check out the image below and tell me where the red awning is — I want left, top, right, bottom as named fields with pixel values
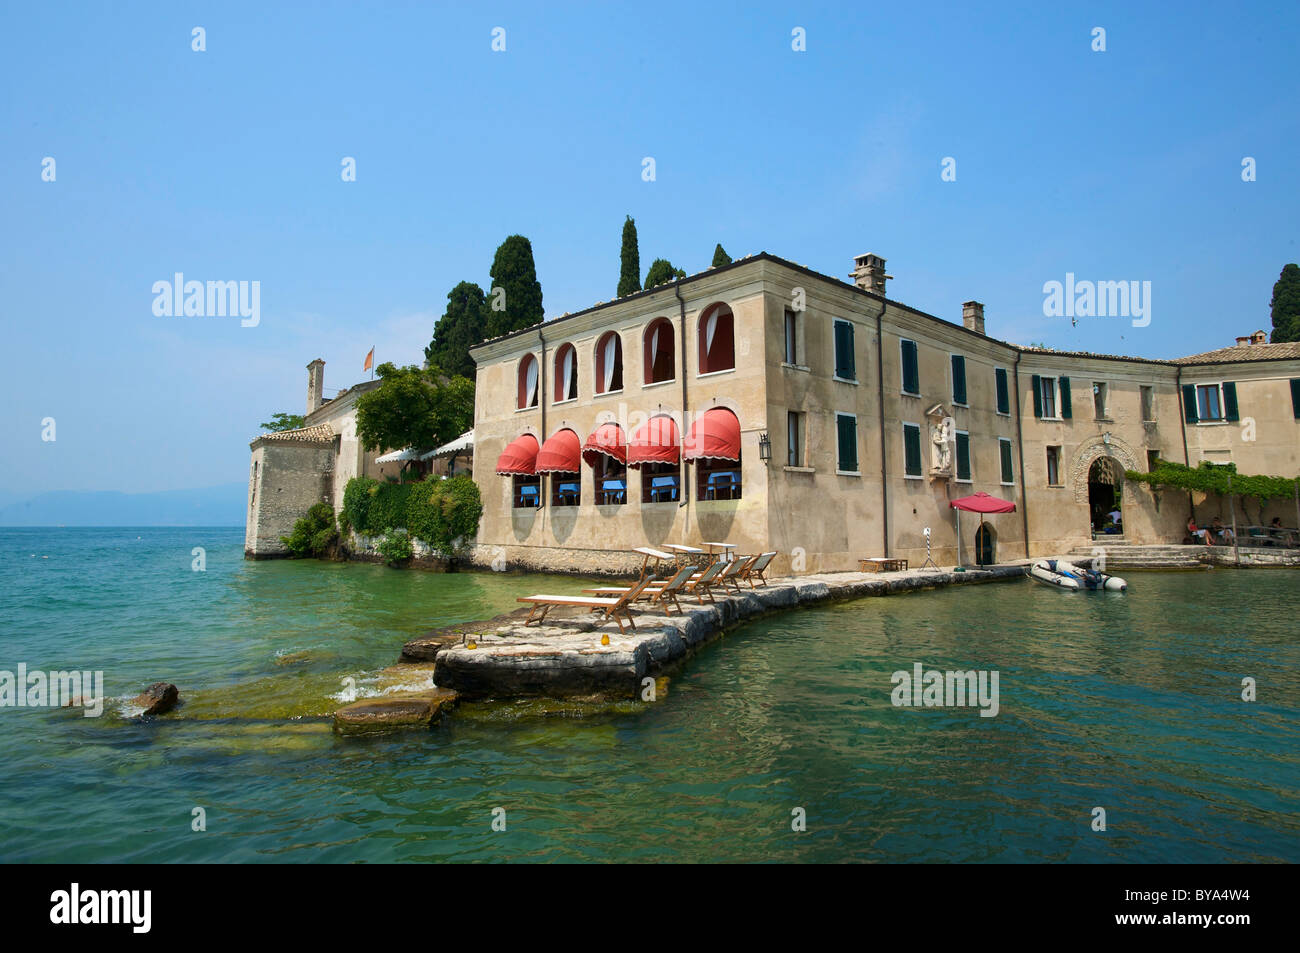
left=627, top=416, right=680, bottom=469
left=683, top=408, right=741, bottom=462
left=950, top=492, right=1016, bottom=514
left=535, top=429, right=582, bottom=474
left=495, top=434, right=540, bottom=476
left=582, top=422, right=627, bottom=467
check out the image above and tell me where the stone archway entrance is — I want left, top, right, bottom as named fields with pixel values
left=1088, top=456, right=1124, bottom=537
left=974, top=523, right=995, bottom=565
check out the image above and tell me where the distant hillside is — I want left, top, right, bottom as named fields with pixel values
left=0, top=484, right=247, bottom=526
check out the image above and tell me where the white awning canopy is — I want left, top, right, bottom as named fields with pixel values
left=421, top=429, right=474, bottom=461
left=374, top=447, right=420, bottom=464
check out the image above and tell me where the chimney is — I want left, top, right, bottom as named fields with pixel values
left=1252, top=329, right=1267, bottom=344
left=850, top=253, right=891, bottom=295
left=307, top=359, right=325, bottom=415
left=962, top=301, right=986, bottom=336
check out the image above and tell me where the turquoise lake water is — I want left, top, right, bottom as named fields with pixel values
left=0, top=526, right=1296, bottom=862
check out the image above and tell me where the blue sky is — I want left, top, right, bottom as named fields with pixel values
left=2, top=1, right=1297, bottom=497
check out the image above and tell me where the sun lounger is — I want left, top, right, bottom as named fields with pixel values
left=718, top=554, right=757, bottom=593
left=516, top=576, right=653, bottom=635
left=681, top=560, right=727, bottom=603
left=581, top=564, right=698, bottom=615
left=737, top=551, right=776, bottom=588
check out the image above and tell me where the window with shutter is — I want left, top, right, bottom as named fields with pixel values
left=1059, top=377, right=1072, bottom=419
left=1292, top=379, right=1300, bottom=419
left=951, top=355, right=967, bottom=405
left=836, top=414, right=858, bottom=472
left=1222, top=381, right=1239, bottom=421
left=903, top=423, right=922, bottom=476
left=1182, top=383, right=1198, bottom=423
left=955, top=432, right=971, bottom=481
left=995, top=368, right=1010, bottom=415
left=834, top=320, right=856, bottom=381
left=999, top=438, right=1014, bottom=484
left=901, top=340, right=919, bottom=394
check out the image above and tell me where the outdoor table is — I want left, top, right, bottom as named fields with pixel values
left=632, top=546, right=674, bottom=579
left=859, top=558, right=908, bottom=573
left=664, top=543, right=706, bottom=570
left=702, top=541, right=737, bottom=563
left=555, top=481, right=580, bottom=505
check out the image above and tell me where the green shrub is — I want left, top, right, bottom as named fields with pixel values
left=404, top=478, right=440, bottom=543
left=426, top=476, right=484, bottom=560
left=281, top=502, right=339, bottom=558
left=342, top=477, right=379, bottom=535
left=376, top=528, right=414, bottom=566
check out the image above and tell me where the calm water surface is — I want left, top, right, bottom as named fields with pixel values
left=0, top=527, right=1296, bottom=862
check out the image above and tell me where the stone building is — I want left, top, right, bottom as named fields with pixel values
left=244, top=361, right=385, bottom=557
left=467, top=252, right=1300, bottom=575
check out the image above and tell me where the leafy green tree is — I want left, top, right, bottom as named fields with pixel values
left=425, top=281, right=487, bottom=380
left=1269, top=263, right=1300, bottom=343
left=486, top=235, right=545, bottom=338
left=711, top=243, right=732, bottom=267
left=355, top=363, right=475, bottom=454
left=618, top=216, right=641, bottom=297
left=644, top=258, right=686, bottom=290
left=260, top=412, right=305, bottom=432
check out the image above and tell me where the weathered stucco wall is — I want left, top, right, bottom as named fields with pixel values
left=244, top=439, right=337, bottom=557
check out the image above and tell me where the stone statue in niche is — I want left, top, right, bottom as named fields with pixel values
left=926, top=403, right=952, bottom=476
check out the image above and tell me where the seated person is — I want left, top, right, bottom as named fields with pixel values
left=1186, top=517, right=1211, bottom=544
left=1107, top=508, right=1122, bottom=527
left=1210, top=516, right=1234, bottom=544
left=1269, top=516, right=1284, bottom=538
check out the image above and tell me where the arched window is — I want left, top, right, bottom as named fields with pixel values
left=554, top=344, right=577, bottom=402
left=698, top=303, right=735, bottom=374
left=595, top=331, right=623, bottom=394
left=517, top=354, right=539, bottom=409
left=644, top=318, right=675, bottom=385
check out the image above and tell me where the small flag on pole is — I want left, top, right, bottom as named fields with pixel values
left=363, top=346, right=374, bottom=373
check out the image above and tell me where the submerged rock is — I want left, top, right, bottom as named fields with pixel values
left=333, top=687, right=459, bottom=733
left=132, top=682, right=180, bottom=716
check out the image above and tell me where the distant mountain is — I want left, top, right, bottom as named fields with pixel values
left=0, top=484, right=247, bottom=526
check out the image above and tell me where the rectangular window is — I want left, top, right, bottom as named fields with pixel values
left=1146, top=449, right=1160, bottom=472
left=1046, top=446, right=1062, bottom=486
left=955, top=431, right=971, bottom=481
left=787, top=411, right=803, bottom=467
left=1093, top=381, right=1108, bottom=419
left=833, top=319, right=856, bottom=381
left=641, top=462, right=680, bottom=504
left=1196, top=384, right=1222, bottom=421
left=1292, top=378, right=1300, bottom=419
left=903, top=423, right=922, bottom=477
left=1140, top=385, right=1154, bottom=422
left=900, top=339, right=919, bottom=395
left=995, top=368, right=1010, bottom=415
left=951, top=355, right=967, bottom=405
left=836, top=413, right=859, bottom=473
left=784, top=309, right=798, bottom=365
left=999, top=438, right=1014, bottom=485
left=1040, top=376, right=1057, bottom=418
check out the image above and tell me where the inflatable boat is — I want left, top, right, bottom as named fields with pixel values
left=1029, top=558, right=1127, bottom=592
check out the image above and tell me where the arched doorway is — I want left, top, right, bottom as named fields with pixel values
left=1088, top=456, right=1123, bottom=537
left=974, top=524, right=995, bottom=566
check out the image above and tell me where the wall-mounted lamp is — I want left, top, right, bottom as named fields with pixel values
left=1103, top=432, right=1112, bottom=446
left=758, top=433, right=772, bottom=461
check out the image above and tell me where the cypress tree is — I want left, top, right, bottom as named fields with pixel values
left=486, top=235, right=545, bottom=338
left=618, top=216, right=641, bottom=297
left=711, top=243, right=732, bottom=267
left=425, top=281, right=487, bottom=381
left=644, top=258, right=686, bottom=290
left=1269, top=263, right=1300, bottom=343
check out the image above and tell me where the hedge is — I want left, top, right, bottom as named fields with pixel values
left=341, top=474, right=483, bottom=559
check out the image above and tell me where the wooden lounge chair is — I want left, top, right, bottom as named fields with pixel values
left=516, top=575, right=653, bottom=635
left=737, top=551, right=776, bottom=588
left=718, top=554, right=757, bottom=593
left=681, top=560, right=727, bottom=603
left=581, top=564, right=698, bottom=616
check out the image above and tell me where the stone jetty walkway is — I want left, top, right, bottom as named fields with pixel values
left=390, top=564, right=1028, bottom=710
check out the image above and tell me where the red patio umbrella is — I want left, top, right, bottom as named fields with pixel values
left=949, top=492, right=1016, bottom=566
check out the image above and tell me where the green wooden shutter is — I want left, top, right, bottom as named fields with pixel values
left=995, top=368, right=1009, bottom=414
left=1000, top=440, right=1014, bottom=483
left=1291, top=378, right=1300, bottom=418
left=1182, top=384, right=1198, bottom=423
left=1031, top=375, right=1043, bottom=418
left=1222, top=381, right=1239, bottom=421
left=956, top=432, right=971, bottom=480
left=837, top=415, right=858, bottom=472
left=834, top=322, right=855, bottom=379
left=902, top=340, right=919, bottom=394
left=843, top=323, right=855, bottom=379
left=1059, top=377, right=1072, bottom=419
left=904, top=425, right=921, bottom=476
left=951, top=355, right=967, bottom=405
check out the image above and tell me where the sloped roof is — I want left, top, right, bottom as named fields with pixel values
left=251, top=423, right=335, bottom=446
left=1171, top=341, right=1300, bottom=365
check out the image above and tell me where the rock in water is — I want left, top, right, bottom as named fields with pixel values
left=132, top=682, right=179, bottom=716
